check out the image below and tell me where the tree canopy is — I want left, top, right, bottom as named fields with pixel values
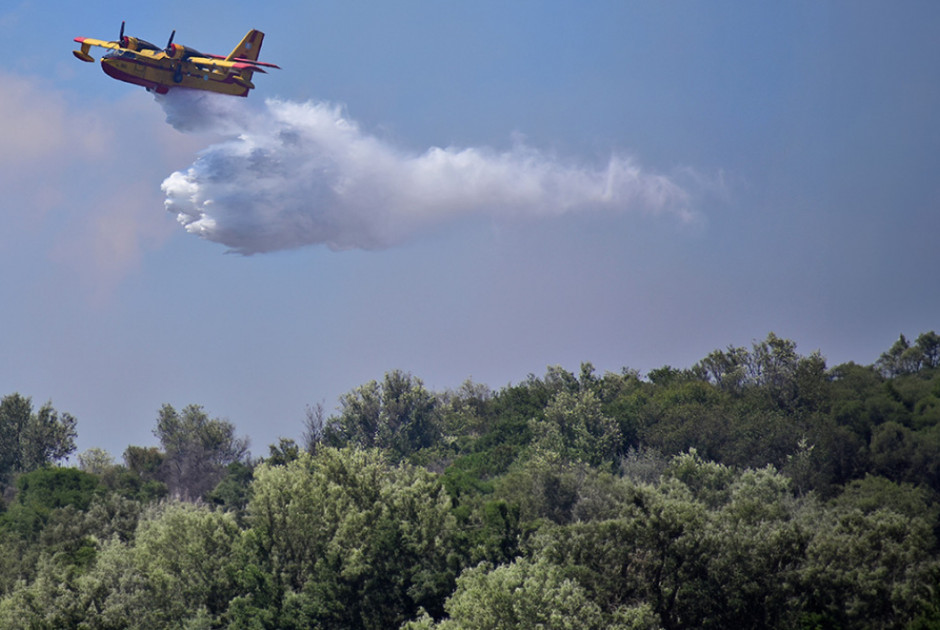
left=1, top=331, right=939, bottom=629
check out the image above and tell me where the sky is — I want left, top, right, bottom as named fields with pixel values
left=1, top=1, right=938, bottom=460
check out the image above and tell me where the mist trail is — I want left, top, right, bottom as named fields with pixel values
left=158, top=90, right=693, bottom=254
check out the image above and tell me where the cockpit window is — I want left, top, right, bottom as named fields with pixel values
left=104, top=50, right=137, bottom=60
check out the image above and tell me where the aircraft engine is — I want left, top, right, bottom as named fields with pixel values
left=166, top=43, right=184, bottom=59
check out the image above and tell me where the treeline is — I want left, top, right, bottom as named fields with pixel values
left=0, top=332, right=938, bottom=629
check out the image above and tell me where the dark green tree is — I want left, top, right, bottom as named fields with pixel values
left=0, top=394, right=77, bottom=485
left=916, top=331, right=940, bottom=369
left=325, top=370, right=440, bottom=459
left=0, top=467, right=99, bottom=541
left=693, top=345, right=749, bottom=393
left=878, top=334, right=923, bottom=377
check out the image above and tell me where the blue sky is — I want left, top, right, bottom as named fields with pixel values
left=1, top=1, right=938, bottom=459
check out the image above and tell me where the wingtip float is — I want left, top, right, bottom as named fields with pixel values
left=71, top=21, right=279, bottom=97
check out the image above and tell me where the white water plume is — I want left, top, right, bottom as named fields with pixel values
left=159, top=90, right=693, bottom=254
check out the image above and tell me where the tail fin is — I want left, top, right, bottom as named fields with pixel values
left=226, top=30, right=264, bottom=62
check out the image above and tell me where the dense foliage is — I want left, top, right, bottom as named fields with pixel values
left=1, top=332, right=939, bottom=629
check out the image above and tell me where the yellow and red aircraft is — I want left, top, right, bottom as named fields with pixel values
left=73, top=22, right=279, bottom=97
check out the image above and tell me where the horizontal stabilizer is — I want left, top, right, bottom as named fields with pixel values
left=205, top=53, right=280, bottom=69
left=232, top=62, right=267, bottom=73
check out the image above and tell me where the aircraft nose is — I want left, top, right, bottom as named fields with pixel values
left=100, top=57, right=121, bottom=79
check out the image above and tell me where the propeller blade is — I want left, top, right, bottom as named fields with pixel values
left=119, top=20, right=126, bottom=46
left=166, top=30, right=175, bottom=49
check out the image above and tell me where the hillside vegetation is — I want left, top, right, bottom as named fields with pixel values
left=1, top=332, right=939, bottom=629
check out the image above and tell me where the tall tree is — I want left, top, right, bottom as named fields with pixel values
left=0, top=394, right=77, bottom=484
left=326, top=370, right=440, bottom=459
left=154, top=404, right=249, bottom=500
left=916, top=331, right=940, bottom=369
left=877, top=334, right=924, bottom=377
left=693, top=346, right=749, bottom=393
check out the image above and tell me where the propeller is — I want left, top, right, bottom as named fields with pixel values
left=165, top=29, right=183, bottom=58
left=119, top=20, right=128, bottom=47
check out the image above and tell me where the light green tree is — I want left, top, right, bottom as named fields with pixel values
left=0, top=501, right=241, bottom=629
left=404, top=558, right=609, bottom=630
left=530, top=389, right=622, bottom=469
left=77, top=447, right=114, bottom=476
left=81, top=502, right=239, bottom=629
left=232, top=447, right=457, bottom=629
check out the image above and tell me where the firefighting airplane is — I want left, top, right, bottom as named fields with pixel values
left=72, top=22, right=279, bottom=97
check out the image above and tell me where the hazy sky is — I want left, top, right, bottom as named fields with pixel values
left=1, top=1, right=938, bottom=459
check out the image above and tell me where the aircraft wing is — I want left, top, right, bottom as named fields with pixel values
left=185, top=55, right=269, bottom=73
left=73, top=37, right=122, bottom=51
left=73, top=37, right=152, bottom=63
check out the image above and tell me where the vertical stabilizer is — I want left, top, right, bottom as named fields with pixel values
left=226, top=30, right=264, bottom=62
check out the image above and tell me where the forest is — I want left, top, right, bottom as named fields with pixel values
left=1, top=331, right=939, bottom=629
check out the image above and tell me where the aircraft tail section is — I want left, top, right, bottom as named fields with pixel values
left=226, top=30, right=264, bottom=62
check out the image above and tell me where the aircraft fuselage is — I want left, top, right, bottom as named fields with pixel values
left=100, top=50, right=251, bottom=97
